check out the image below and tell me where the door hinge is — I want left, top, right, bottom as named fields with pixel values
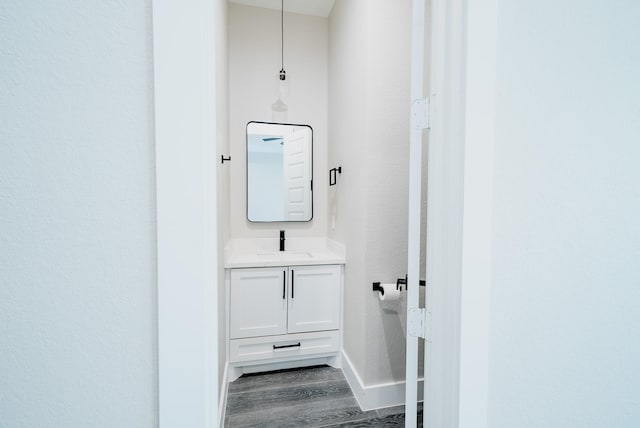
left=408, top=307, right=432, bottom=341
left=411, top=97, right=431, bottom=130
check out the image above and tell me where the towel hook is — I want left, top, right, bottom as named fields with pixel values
left=329, top=166, right=342, bottom=186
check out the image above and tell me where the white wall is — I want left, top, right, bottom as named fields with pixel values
left=329, top=0, right=415, bottom=387
left=362, top=0, right=413, bottom=386
left=228, top=4, right=328, bottom=238
left=328, top=0, right=369, bottom=383
left=0, top=1, right=157, bottom=426
left=462, top=0, right=640, bottom=426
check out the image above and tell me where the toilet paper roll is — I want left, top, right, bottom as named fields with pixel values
left=378, top=283, right=401, bottom=302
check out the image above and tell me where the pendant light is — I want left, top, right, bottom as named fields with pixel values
left=271, top=0, right=289, bottom=122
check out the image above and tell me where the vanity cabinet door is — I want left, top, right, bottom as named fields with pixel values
left=287, top=265, right=341, bottom=334
left=230, top=267, right=287, bottom=339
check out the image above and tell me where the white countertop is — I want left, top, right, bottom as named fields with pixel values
left=225, top=237, right=346, bottom=268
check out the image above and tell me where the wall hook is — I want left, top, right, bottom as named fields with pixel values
left=329, top=166, right=342, bottom=186
left=221, top=155, right=231, bottom=164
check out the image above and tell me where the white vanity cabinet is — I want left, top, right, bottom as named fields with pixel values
left=228, top=264, right=342, bottom=371
left=229, top=267, right=288, bottom=339
left=286, top=265, right=341, bottom=333
left=230, top=265, right=341, bottom=338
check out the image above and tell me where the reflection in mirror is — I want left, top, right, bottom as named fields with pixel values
left=247, top=122, right=313, bottom=222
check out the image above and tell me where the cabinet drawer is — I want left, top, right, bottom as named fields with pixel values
left=229, top=330, right=340, bottom=364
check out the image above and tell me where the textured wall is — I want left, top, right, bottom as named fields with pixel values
left=487, top=0, right=640, bottom=426
left=328, top=0, right=415, bottom=386
left=362, top=0, right=412, bottom=385
left=228, top=4, right=328, bottom=239
left=0, top=1, right=157, bottom=426
left=327, top=0, right=369, bottom=382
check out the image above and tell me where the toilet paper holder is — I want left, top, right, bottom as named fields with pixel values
left=372, top=282, right=386, bottom=296
left=395, top=274, right=426, bottom=291
left=372, top=275, right=426, bottom=296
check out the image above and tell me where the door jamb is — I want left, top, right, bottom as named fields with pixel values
left=153, top=0, right=219, bottom=426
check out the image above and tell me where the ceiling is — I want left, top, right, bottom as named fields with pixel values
left=228, top=0, right=335, bottom=18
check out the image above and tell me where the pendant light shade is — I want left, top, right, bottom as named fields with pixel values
left=271, top=0, right=288, bottom=122
left=271, top=70, right=288, bottom=122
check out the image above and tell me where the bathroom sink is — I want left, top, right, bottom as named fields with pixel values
left=256, top=251, right=314, bottom=259
left=224, top=238, right=345, bottom=268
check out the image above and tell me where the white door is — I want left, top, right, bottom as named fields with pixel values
left=229, top=268, right=288, bottom=339
left=287, top=265, right=341, bottom=334
left=282, top=129, right=311, bottom=221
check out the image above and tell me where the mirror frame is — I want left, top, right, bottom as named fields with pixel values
left=246, top=121, right=314, bottom=223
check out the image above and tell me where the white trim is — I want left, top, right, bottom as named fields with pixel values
left=342, top=351, right=423, bottom=412
left=458, top=0, right=497, bottom=427
left=423, top=0, right=468, bottom=426
left=218, top=363, right=230, bottom=428
left=153, top=0, right=218, bottom=426
left=405, top=0, right=427, bottom=425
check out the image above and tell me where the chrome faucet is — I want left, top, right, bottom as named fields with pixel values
left=279, top=230, right=285, bottom=252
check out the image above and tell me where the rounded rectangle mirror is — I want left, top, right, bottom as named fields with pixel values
left=246, top=121, right=313, bottom=222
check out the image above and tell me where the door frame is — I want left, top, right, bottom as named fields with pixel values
left=423, top=0, right=470, bottom=425
left=424, top=0, right=497, bottom=426
left=457, top=0, right=497, bottom=427
left=152, top=0, right=493, bottom=426
left=153, top=0, right=219, bottom=426
left=422, top=0, right=466, bottom=422
left=412, top=0, right=494, bottom=426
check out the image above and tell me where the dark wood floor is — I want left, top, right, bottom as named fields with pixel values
left=224, top=365, right=422, bottom=427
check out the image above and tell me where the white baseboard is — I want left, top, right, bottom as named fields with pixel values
left=218, top=362, right=229, bottom=428
left=341, top=350, right=423, bottom=411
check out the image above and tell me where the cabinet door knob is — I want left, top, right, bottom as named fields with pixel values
left=291, top=270, right=295, bottom=299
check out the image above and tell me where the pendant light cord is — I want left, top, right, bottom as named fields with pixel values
left=280, top=0, right=284, bottom=73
